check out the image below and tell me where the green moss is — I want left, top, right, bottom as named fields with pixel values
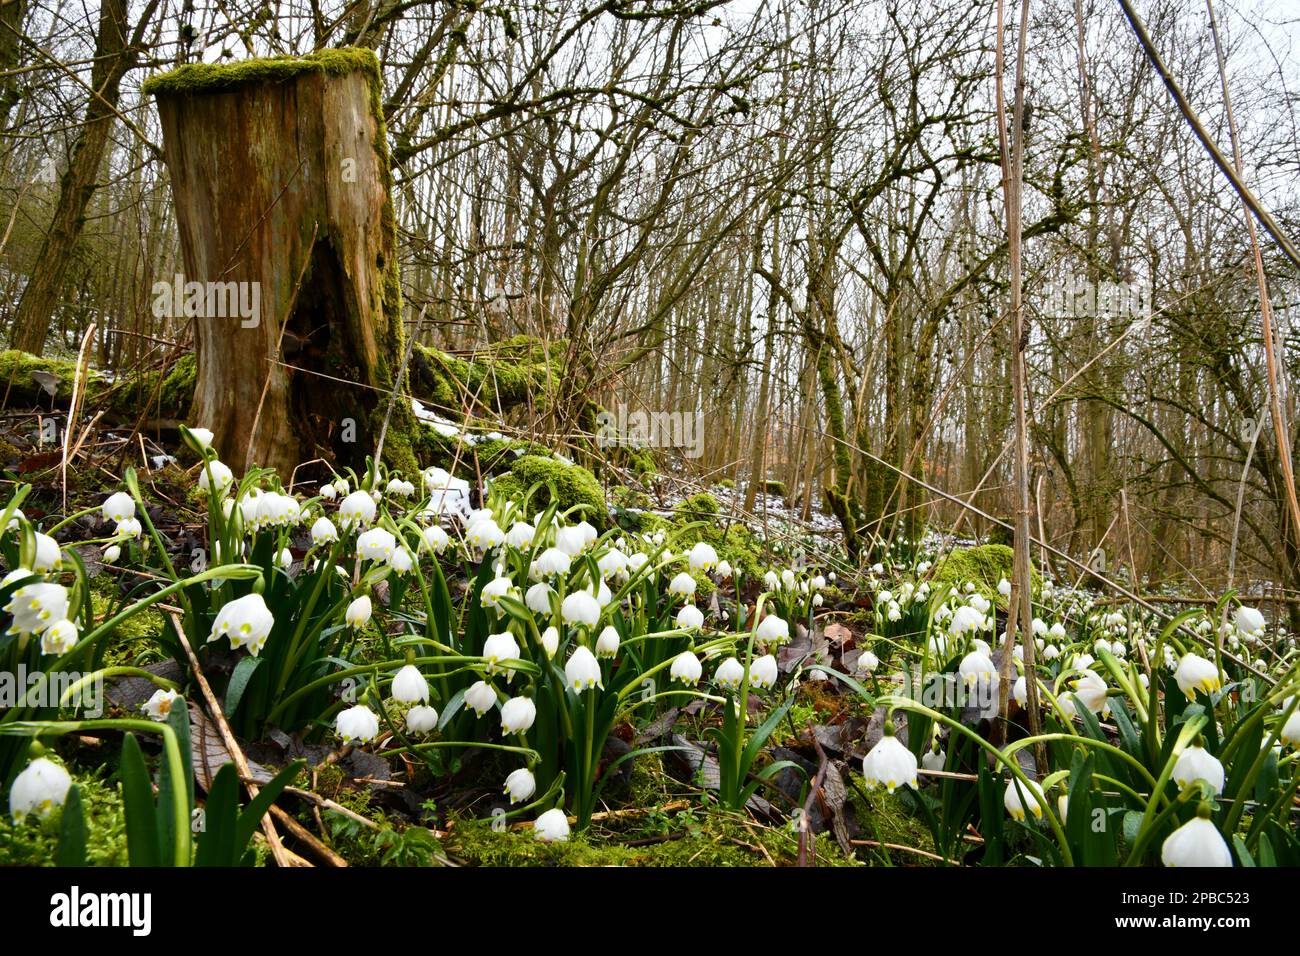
left=89, top=575, right=166, bottom=666
left=0, top=349, right=97, bottom=401
left=847, top=786, right=941, bottom=865
left=673, top=492, right=720, bottom=521
left=408, top=336, right=561, bottom=416
left=931, top=544, right=1038, bottom=600
left=143, top=48, right=380, bottom=97
left=761, top=479, right=786, bottom=496
left=507, top=454, right=606, bottom=523
left=445, top=808, right=859, bottom=867
left=0, top=771, right=128, bottom=866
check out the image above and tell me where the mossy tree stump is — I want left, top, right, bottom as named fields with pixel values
left=145, top=49, right=407, bottom=477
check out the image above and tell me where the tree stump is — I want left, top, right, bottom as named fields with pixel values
left=145, top=49, right=411, bottom=477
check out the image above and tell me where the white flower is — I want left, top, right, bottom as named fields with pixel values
left=277, top=548, right=294, bottom=569
left=595, top=625, right=621, bottom=658
left=565, top=645, right=602, bottom=691
left=688, top=542, right=718, bottom=572
left=501, top=696, right=537, bottom=734
left=421, top=525, right=450, bottom=554
left=716, top=560, right=733, bottom=579
left=948, top=605, right=984, bottom=637
left=857, top=650, right=880, bottom=674
left=586, top=577, right=613, bottom=608
left=40, top=618, right=79, bottom=655
left=338, top=490, right=378, bottom=529
left=199, top=460, right=234, bottom=496
left=921, top=746, right=946, bottom=772
left=504, top=768, right=536, bottom=804
left=114, top=517, right=142, bottom=541
left=997, top=578, right=1011, bottom=598
left=1071, top=670, right=1109, bottom=715
left=465, top=680, right=497, bottom=716
left=959, top=650, right=998, bottom=691
left=675, top=604, right=704, bottom=631
left=1013, top=675, right=1028, bottom=707
left=357, top=528, right=396, bottom=562
left=209, top=593, right=275, bottom=655
left=9, top=758, right=72, bottom=821
left=554, top=525, right=587, bottom=557
left=481, top=576, right=515, bottom=608
left=667, top=571, right=697, bottom=598
left=763, top=571, right=780, bottom=590
left=254, top=492, right=301, bottom=530
left=1048, top=622, right=1067, bottom=641
left=141, top=688, right=181, bottom=721
left=187, top=426, right=214, bottom=449
left=1031, top=617, right=1047, bottom=636
left=386, top=477, right=414, bottom=498
left=1161, top=809, right=1232, bottom=867
left=483, top=632, right=521, bottom=676
left=540, top=626, right=560, bottom=658
left=1171, top=744, right=1225, bottom=796
left=31, top=533, right=61, bottom=573
left=1042, top=644, right=1060, bottom=661
left=346, top=595, right=372, bottom=628
left=597, top=549, right=629, bottom=580
left=335, top=704, right=380, bottom=744
left=311, top=516, right=338, bottom=545
left=1174, top=653, right=1221, bottom=699
left=405, top=704, right=438, bottom=734
left=813, top=594, right=824, bottom=607
left=5, top=581, right=69, bottom=636
left=102, top=544, right=121, bottom=564
left=525, top=582, right=554, bottom=615
left=534, top=807, right=570, bottom=842
left=1281, top=711, right=1300, bottom=749
left=391, top=664, right=430, bottom=704
left=319, top=483, right=337, bottom=501
left=756, top=614, right=790, bottom=648
left=101, top=491, right=135, bottom=524
left=781, top=569, right=796, bottom=590
left=670, top=651, right=702, bottom=685
left=532, top=547, right=572, bottom=578
left=714, top=657, right=745, bottom=691
left=506, top=521, right=536, bottom=550
left=1234, top=606, right=1266, bottom=639
left=1004, top=777, right=1047, bottom=821
left=862, top=731, right=918, bottom=793
left=750, top=654, right=778, bottom=689
left=561, top=591, right=600, bottom=628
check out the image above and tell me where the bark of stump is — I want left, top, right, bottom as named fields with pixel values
left=146, top=50, right=406, bottom=477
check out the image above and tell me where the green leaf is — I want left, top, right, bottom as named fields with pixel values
left=224, top=655, right=263, bottom=716
left=120, top=733, right=160, bottom=867
left=56, top=785, right=87, bottom=867
left=195, top=763, right=240, bottom=867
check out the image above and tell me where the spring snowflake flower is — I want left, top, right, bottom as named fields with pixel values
left=311, top=516, right=338, bottom=545
left=1042, top=644, right=1060, bottom=661
left=187, top=427, right=214, bottom=449
left=597, top=549, right=629, bottom=580
left=1174, top=653, right=1221, bottom=700
left=385, top=478, right=415, bottom=499
left=525, top=582, right=554, bottom=615
left=141, top=688, right=181, bottom=721
left=391, top=664, right=430, bottom=704
left=667, top=571, right=697, bottom=599
left=595, top=625, right=620, bottom=658
left=101, top=491, right=135, bottom=524
left=959, top=649, right=998, bottom=691
left=500, top=696, right=537, bottom=734
left=948, top=605, right=984, bottom=637
left=1281, top=710, right=1300, bottom=749
left=922, top=745, right=946, bottom=772
left=750, top=654, right=778, bottom=690
left=338, top=490, right=377, bottom=529
left=534, top=807, right=570, bottom=842
left=5, top=581, right=68, bottom=637
left=483, top=632, right=521, bottom=676
left=1070, top=670, right=1109, bottom=715
left=113, top=517, right=142, bottom=541
left=675, top=604, right=704, bottom=631
left=997, top=578, right=1011, bottom=598
left=554, top=525, right=587, bottom=557
left=540, top=626, right=560, bottom=658
left=763, top=571, right=780, bottom=590
left=198, top=460, right=234, bottom=496
left=755, top=613, right=790, bottom=648
left=862, top=728, right=918, bottom=793
left=357, top=528, right=396, bottom=562
left=465, top=680, right=497, bottom=716
left=319, top=483, right=337, bottom=501
left=688, top=542, right=718, bottom=573
left=504, top=768, right=536, bottom=804
left=40, top=618, right=79, bottom=656
left=1234, top=606, right=1266, bottom=640
left=1161, top=805, right=1232, bottom=867
left=480, top=575, right=515, bottom=608
left=857, top=650, right=880, bottom=674
left=714, top=657, right=745, bottom=691
left=405, top=704, right=438, bottom=735
left=561, top=591, right=601, bottom=628
left=209, top=593, right=275, bottom=655
left=1171, top=743, right=1225, bottom=796
left=9, top=758, right=72, bottom=822
left=1004, top=777, right=1047, bottom=821
left=1013, top=675, right=1028, bottom=707
left=30, top=533, right=62, bottom=574
left=717, top=560, right=733, bottom=579
left=102, top=544, right=121, bottom=564
left=565, top=645, right=602, bottom=692
left=335, top=704, right=380, bottom=744
left=346, top=595, right=372, bottom=628
left=421, top=525, right=449, bottom=554
left=532, top=547, right=572, bottom=578
left=670, top=651, right=703, bottom=685
left=506, top=521, right=535, bottom=550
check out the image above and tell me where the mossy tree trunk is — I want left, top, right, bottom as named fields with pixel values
left=148, top=50, right=407, bottom=477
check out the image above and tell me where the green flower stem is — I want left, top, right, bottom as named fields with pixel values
left=57, top=667, right=180, bottom=708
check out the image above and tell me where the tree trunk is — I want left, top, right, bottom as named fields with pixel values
left=10, top=0, right=133, bottom=354
left=146, top=50, right=408, bottom=478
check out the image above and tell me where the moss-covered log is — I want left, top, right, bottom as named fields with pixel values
left=146, top=49, right=408, bottom=477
